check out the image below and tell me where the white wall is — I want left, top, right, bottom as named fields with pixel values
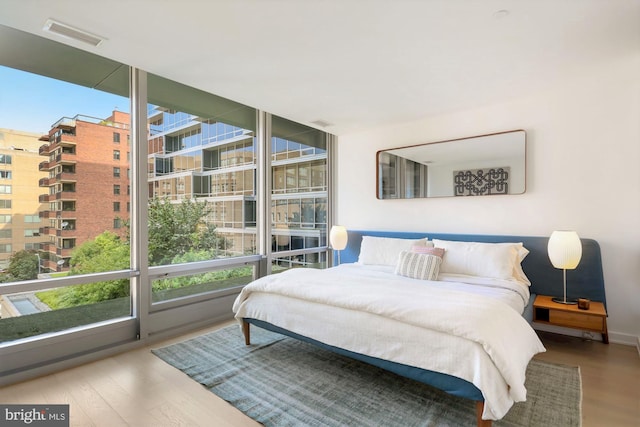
left=336, top=54, right=640, bottom=344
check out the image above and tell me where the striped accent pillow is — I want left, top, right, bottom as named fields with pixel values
left=395, top=250, right=442, bottom=281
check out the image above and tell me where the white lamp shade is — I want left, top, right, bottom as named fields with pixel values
left=548, top=230, right=582, bottom=270
left=329, top=226, right=348, bottom=251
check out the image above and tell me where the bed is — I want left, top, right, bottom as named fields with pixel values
left=233, top=230, right=606, bottom=427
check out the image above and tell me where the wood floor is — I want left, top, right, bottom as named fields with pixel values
left=1, top=322, right=638, bottom=426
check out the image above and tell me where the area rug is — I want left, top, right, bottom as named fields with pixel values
left=152, top=325, right=581, bottom=427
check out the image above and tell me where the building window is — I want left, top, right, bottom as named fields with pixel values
left=0, top=214, right=11, bottom=223
left=113, top=150, right=120, bottom=160
left=113, top=167, right=121, bottom=177
left=113, top=202, right=120, bottom=212
left=0, top=171, right=11, bottom=179
left=25, top=243, right=39, bottom=250
left=127, top=185, right=130, bottom=195
left=0, top=229, right=11, bottom=238
left=113, top=132, right=120, bottom=143
left=0, top=244, right=11, bottom=253
left=114, top=184, right=121, bottom=195
left=114, top=218, right=122, bottom=229
left=24, top=229, right=41, bottom=237
left=0, top=154, right=12, bottom=165
left=127, top=202, right=130, bottom=212
left=0, top=185, right=11, bottom=194
left=24, top=215, right=40, bottom=223
left=0, top=200, right=11, bottom=209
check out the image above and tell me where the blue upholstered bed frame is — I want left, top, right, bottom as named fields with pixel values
left=338, top=230, right=607, bottom=308
left=243, top=230, right=606, bottom=424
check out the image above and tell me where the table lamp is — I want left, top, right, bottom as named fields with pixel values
left=329, top=226, right=348, bottom=265
left=547, top=230, right=582, bottom=304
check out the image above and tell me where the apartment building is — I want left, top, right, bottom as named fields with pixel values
left=0, top=129, right=48, bottom=270
left=37, top=111, right=131, bottom=272
left=147, top=107, right=328, bottom=263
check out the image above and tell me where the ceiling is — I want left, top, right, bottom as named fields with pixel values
left=0, top=0, right=638, bottom=135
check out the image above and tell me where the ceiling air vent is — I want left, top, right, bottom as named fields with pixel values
left=43, top=19, right=104, bottom=47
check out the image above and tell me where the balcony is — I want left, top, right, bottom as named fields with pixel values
left=51, top=191, right=76, bottom=201
left=38, top=194, right=49, bottom=203
left=56, top=133, right=77, bottom=146
left=57, top=228, right=76, bottom=237
left=38, top=161, right=51, bottom=171
left=57, top=172, right=76, bottom=182
left=58, top=210, right=76, bottom=219
left=48, top=153, right=77, bottom=168
left=39, top=144, right=51, bottom=155
left=57, top=248, right=75, bottom=258
left=39, top=211, right=52, bottom=219
left=41, top=259, right=59, bottom=271
left=39, top=178, right=52, bottom=187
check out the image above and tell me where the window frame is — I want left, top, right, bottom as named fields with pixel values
left=0, top=55, right=335, bottom=387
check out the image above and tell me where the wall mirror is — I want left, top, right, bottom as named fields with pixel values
left=377, top=130, right=526, bottom=199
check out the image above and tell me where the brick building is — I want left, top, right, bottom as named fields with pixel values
left=38, top=111, right=130, bottom=272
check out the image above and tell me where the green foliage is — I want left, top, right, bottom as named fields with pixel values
left=37, top=232, right=130, bottom=309
left=5, top=250, right=38, bottom=281
left=147, top=197, right=229, bottom=266
left=37, top=198, right=233, bottom=308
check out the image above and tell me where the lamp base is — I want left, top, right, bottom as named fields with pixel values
left=551, top=297, right=578, bottom=305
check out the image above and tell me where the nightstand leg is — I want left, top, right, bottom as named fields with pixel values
left=602, top=318, right=609, bottom=344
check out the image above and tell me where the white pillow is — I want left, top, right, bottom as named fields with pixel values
left=431, top=239, right=524, bottom=281
left=358, top=236, right=432, bottom=266
left=395, top=251, right=442, bottom=281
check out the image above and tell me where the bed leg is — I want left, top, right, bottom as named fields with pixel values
left=242, top=320, right=251, bottom=345
left=476, top=401, right=492, bottom=427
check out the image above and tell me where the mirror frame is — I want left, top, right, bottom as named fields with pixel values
left=376, top=130, right=526, bottom=199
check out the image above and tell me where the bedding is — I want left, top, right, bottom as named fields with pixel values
left=357, top=235, right=432, bottom=266
left=233, top=263, right=545, bottom=421
left=432, top=239, right=526, bottom=281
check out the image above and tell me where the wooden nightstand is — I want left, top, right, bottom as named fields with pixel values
left=533, top=295, right=608, bottom=343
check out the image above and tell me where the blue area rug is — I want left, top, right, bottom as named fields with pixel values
left=152, top=325, right=581, bottom=427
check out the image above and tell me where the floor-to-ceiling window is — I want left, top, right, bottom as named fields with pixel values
left=0, top=61, right=133, bottom=345
left=145, top=74, right=260, bottom=306
left=270, top=116, right=328, bottom=270
left=0, top=23, right=335, bottom=385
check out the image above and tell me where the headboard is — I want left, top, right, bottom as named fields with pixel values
left=338, top=230, right=607, bottom=307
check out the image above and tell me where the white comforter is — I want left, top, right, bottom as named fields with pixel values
left=232, top=263, right=546, bottom=420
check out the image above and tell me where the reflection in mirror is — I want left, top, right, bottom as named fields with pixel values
left=377, top=130, right=526, bottom=199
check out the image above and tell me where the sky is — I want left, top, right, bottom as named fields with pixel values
left=0, top=66, right=130, bottom=134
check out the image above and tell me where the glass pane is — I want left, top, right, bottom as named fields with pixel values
left=147, top=73, right=258, bottom=275
left=1, top=283, right=130, bottom=342
left=152, top=266, right=255, bottom=303
left=270, top=116, right=328, bottom=265
left=272, top=251, right=327, bottom=272
left=0, top=62, right=131, bottom=341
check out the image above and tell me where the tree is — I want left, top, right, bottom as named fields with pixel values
left=147, top=197, right=228, bottom=265
left=37, top=198, right=229, bottom=307
left=5, top=250, right=39, bottom=281
left=38, top=232, right=131, bottom=308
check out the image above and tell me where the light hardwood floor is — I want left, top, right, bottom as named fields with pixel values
left=1, top=322, right=638, bottom=426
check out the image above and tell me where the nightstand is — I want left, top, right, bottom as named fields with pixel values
left=533, top=295, right=608, bottom=343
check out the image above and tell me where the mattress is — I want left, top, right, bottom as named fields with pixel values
left=233, top=263, right=545, bottom=420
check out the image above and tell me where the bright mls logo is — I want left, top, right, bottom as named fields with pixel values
left=1, top=405, right=69, bottom=426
